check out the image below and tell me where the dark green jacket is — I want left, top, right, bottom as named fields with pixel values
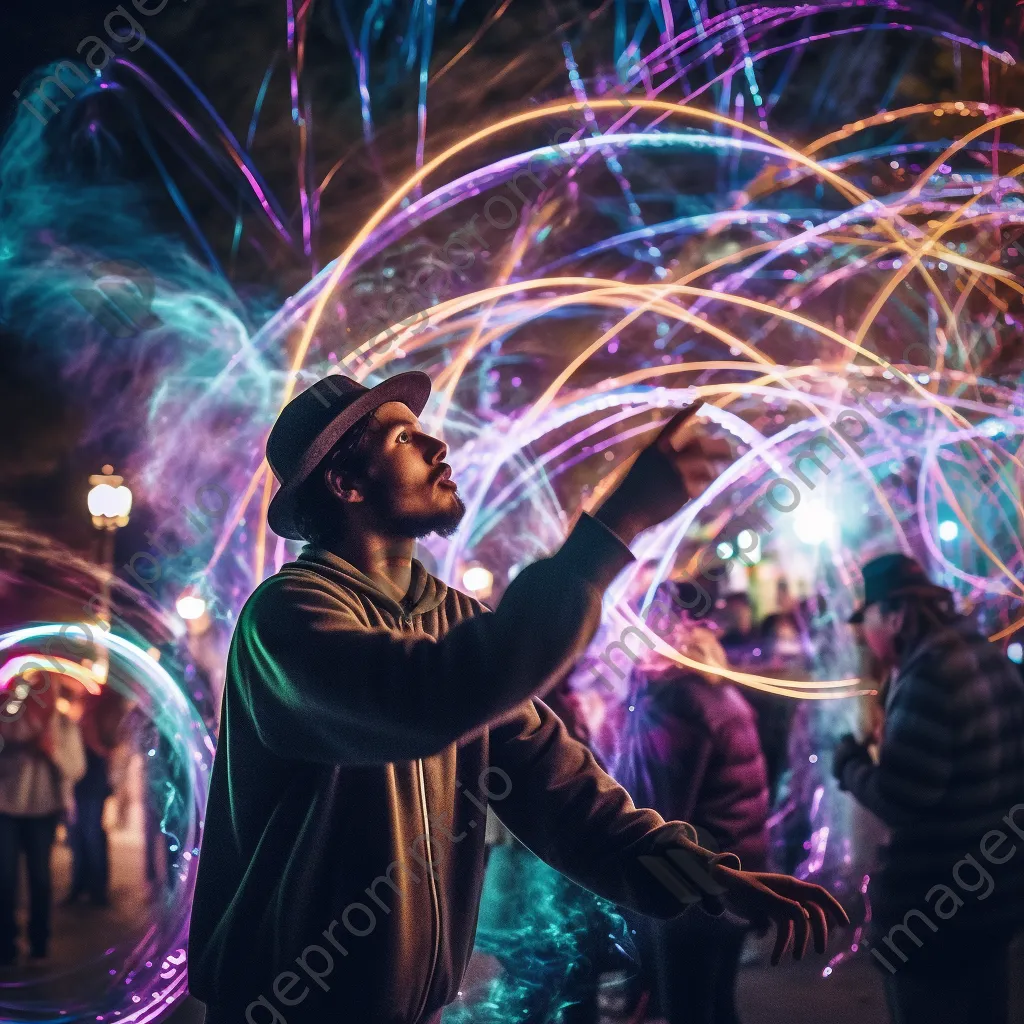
left=187, top=513, right=737, bottom=1024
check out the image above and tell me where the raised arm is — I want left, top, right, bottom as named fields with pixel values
left=238, top=402, right=730, bottom=766
left=237, top=512, right=633, bottom=765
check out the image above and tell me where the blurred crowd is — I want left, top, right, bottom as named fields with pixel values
left=0, top=665, right=192, bottom=968
left=539, top=577, right=803, bottom=1024
left=522, top=555, right=1024, bottom=1024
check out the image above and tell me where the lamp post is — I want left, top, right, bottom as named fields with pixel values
left=87, top=465, right=132, bottom=683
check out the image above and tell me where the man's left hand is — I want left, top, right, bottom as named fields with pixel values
left=708, top=864, right=850, bottom=965
left=832, top=732, right=871, bottom=785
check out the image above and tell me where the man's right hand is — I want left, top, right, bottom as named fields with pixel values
left=592, top=403, right=732, bottom=546
left=709, top=864, right=850, bottom=965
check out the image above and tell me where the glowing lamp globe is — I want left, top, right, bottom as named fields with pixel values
left=87, top=467, right=132, bottom=529
left=736, top=530, right=762, bottom=565
left=462, top=566, right=494, bottom=595
left=793, top=501, right=837, bottom=546
left=176, top=594, right=207, bottom=621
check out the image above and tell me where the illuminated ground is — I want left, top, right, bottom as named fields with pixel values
left=9, top=828, right=1010, bottom=1023
left=0, top=815, right=157, bottom=1013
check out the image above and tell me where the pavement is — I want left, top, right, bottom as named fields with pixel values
left=157, top=913, right=1024, bottom=1024
left=161, top=944, right=894, bottom=1024
left=0, top=818, right=160, bottom=1018
left=3, top=826, right=1018, bottom=1024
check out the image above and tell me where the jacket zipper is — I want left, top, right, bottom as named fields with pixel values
left=413, top=757, right=441, bottom=1024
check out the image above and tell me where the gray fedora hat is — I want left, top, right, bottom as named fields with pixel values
left=266, top=371, right=432, bottom=540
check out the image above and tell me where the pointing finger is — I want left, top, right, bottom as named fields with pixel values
left=658, top=403, right=705, bottom=451
left=689, top=437, right=732, bottom=461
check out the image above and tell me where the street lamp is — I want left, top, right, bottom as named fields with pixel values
left=88, top=465, right=133, bottom=530
left=462, top=565, right=494, bottom=599
left=176, top=591, right=207, bottom=622
left=176, top=585, right=211, bottom=639
left=87, top=466, right=132, bottom=681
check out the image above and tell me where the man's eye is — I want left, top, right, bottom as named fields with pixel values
left=397, top=431, right=410, bottom=443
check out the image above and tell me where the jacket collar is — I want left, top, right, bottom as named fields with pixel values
left=887, top=616, right=972, bottom=707
left=288, top=544, right=449, bottom=618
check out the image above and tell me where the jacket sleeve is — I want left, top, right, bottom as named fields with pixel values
left=841, top=663, right=954, bottom=826
left=236, top=513, right=634, bottom=766
left=488, top=699, right=741, bottom=919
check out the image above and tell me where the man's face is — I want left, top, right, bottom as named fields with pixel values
left=860, top=602, right=902, bottom=664
left=346, top=401, right=466, bottom=539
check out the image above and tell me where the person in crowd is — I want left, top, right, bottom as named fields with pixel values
left=833, top=553, right=1024, bottom=1024
left=610, top=583, right=770, bottom=1024
left=188, top=373, right=846, bottom=1024
left=742, top=612, right=803, bottom=805
left=0, top=671, right=86, bottom=965
left=53, top=685, right=88, bottom=827
left=719, top=592, right=756, bottom=665
left=65, top=685, right=125, bottom=907
left=117, top=700, right=176, bottom=899
left=775, top=579, right=796, bottom=616
left=757, top=613, right=804, bottom=671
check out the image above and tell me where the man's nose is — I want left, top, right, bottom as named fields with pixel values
left=428, top=436, right=448, bottom=464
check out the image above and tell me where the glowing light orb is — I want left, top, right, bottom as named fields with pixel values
left=792, top=501, right=838, bottom=547
left=87, top=483, right=133, bottom=520
left=938, top=520, right=959, bottom=542
left=462, top=566, right=494, bottom=594
left=736, top=530, right=762, bottom=565
left=176, top=594, right=208, bottom=621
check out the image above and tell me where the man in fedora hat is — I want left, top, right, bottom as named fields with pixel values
left=188, top=371, right=847, bottom=1024
left=834, top=553, right=1024, bottom=1024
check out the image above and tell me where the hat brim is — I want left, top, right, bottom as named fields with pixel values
left=847, top=583, right=953, bottom=626
left=267, top=371, right=432, bottom=540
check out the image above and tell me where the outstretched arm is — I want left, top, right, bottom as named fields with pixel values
left=491, top=699, right=849, bottom=962
left=488, top=698, right=739, bottom=917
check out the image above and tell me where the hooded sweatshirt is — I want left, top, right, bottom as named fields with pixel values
left=187, top=513, right=740, bottom=1024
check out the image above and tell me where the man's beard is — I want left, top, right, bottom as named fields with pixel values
left=373, top=487, right=467, bottom=539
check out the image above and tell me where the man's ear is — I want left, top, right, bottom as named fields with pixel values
left=323, top=463, right=364, bottom=504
